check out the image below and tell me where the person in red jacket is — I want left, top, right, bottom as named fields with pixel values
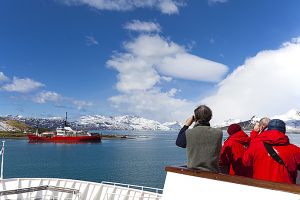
left=249, top=117, right=270, bottom=141
left=220, top=124, right=251, bottom=177
left=243, top=119, right=300, bottom=184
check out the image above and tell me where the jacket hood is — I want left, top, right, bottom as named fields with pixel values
left=256, top=129, right=290, bottom=145
left=228, top=130, right=250, bottom=145
left=268, top=119, right=286, bottom=134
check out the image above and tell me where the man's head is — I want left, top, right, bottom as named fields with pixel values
left=268, top=119, right=286, bottom=134
left=194, top=105, right=212, bottom=123
left=259, top=117, right=270, bottom=131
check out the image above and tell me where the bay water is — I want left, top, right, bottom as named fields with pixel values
left=2, top=131, right=300, bottom=189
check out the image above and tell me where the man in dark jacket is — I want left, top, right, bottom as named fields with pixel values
left=243, top=119, right=300, bottom=184
left=176, top=105, right=223, bottom=172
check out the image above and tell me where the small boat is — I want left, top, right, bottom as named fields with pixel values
left=27, top=113, right=101, bottom=143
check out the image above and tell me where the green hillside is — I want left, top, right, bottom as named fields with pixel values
left=6, top=120, right=33, bottom=132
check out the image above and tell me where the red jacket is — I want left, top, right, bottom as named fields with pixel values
left=220, top=130, right=251, bottom=177
left=243, top=130, right=300, bottom=184
left=249, top=130, right=259, bottom=140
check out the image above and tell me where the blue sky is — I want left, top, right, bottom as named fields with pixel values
left=1, top=0, right=300, bottom=123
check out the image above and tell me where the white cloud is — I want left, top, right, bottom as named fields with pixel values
left=107, top=34, right=227, bottom=93
left=2, top=77, right=44, bottom=93
left=124, top=20, right=161, bottom=33
left=158, top=53, right=227, bottom=82
left=109, top=89, right=193, bottom=122
left=202, top=37, right=300, bottom=124
left=85, top=35, right=99, bottom=46
left=34, top=91, right=93, bottom=110
left=0, top=72, right=8, bottom=82
left=208, top=0, right=228, bottom=5
left=0, top=72, right=93, bottom=111
left=158, top=0, right=179, bottom=14
left=34, top=91, right=62, bottom=103
left=107, top=53, right=161, bottom=92
left=61, top=0, right=183, bottom=14
left=72, top=100, right=93, bottom=110
left=161, top=76, right=172, bottom=82
left=107, top=34, right=227, bottom=122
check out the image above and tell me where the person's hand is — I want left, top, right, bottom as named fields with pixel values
left=259, top=125, right=267, bottom=133
left=253, top=122, right=260, bottom=132
left=185, top=115, right=195, bottom=127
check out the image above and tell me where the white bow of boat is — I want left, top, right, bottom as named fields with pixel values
left=0, top=178, right=162, bottom=200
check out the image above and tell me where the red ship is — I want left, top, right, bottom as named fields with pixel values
left=27, top=113, right=101, bottom=143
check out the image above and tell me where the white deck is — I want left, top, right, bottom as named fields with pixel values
left=162, top=167, right=300, bottom=200
left=0, top=178, right=162, bottom=200
left=2, top=168, right=300, bottom=200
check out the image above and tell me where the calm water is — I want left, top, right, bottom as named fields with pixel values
left=3, top=131, right=185, bottom=189
left=3, top=131, right=300, bottom=189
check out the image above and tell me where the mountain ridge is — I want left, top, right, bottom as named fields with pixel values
left=218, top=109, right=300, bottom=132
left=1, top=109, right=300, bottom=132
left=0, top=115, right=182, bottom=131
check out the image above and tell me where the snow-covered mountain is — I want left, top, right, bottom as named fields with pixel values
left=3, top=109, right=300, bottom=132
left=0, top=120, right=17, bottom=131
left=273, top=109, right=300, bottom=121
left=78, top=115, right=181, bottom=131
left=218, top=109, right=300, bottom=132
left=273, top=109, right=300, bottom=132
left=2, top=115, right=182, bottom=131
left=162, top=121, right=182, bottom=130
left=217, top=119, right=242, bottom=128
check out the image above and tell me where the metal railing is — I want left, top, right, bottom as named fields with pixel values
left=101, top=181, right=163, bottom=194
left=0, top=185, right=80, bottom=200
left=0, top=185, right=79, bottom=196
left=101, top=181, right=163, bottom=200
left=103, top=192, right=161, bottom=200
left=1, top=194, right=80, bottom=200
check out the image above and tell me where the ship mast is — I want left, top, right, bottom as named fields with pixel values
left=64, top=112, right=68, bottom=127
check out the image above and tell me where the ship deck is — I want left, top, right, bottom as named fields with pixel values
left=0, top=178, right=162, bottom=200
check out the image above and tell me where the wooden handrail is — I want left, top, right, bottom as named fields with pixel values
left=165, top=166, right=300, bottom=194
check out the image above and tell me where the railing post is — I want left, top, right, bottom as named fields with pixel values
left=0, top=141, right=5, bottom=180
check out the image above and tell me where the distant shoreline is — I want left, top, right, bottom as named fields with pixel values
left=0, top=132, right=135, bottom=140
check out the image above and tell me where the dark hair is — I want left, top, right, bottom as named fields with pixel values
left=194, top=105, right=212, bottom=123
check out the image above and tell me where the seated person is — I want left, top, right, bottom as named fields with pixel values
left=176, top=105, right=223, bottom=172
